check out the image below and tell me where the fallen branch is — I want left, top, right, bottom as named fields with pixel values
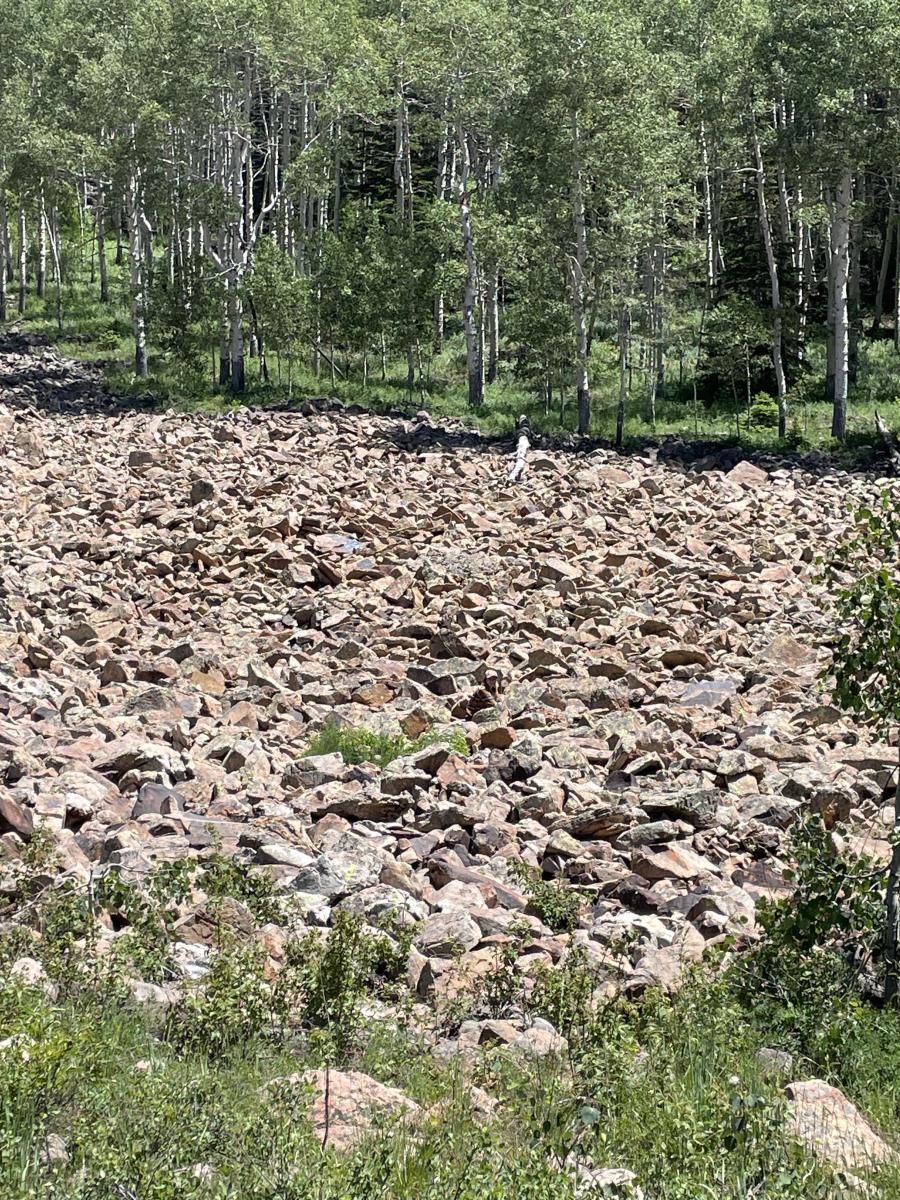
left=507, top=414, right=530, bottom=482
left=875, top=410, right=900, bottom=474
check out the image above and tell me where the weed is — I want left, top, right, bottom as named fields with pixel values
left=202, top=852, right=288, bottom=925
left=508, top=861, right=583, bottom=933
left=303, top=718, right=469, bottom=768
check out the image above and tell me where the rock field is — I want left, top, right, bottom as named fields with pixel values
left=2, top=332, right=898, bottom=1020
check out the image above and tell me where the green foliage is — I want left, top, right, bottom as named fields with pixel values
left=750, top=391, right=781, bottom=428
left=734, top=815, right=883, bottom=1056
left=201, top=852, right=287, bottom=925
left=150, top=260, right=224, bottom=382
left=759, top=817, right=882, bottom=956
left=168, top=939, right=275, bottom=1055
left=475, top=918, right=531, bottom=1018
left=823, top=489, right=900, bottom=730
left=507, top=861, right=582, bottom=933
left=246, top=237, right=311, bottom=393
left=10, top=948, right=900, bottom=1199
left=303, top=719, right=468, bottom=768
left=530, top=944, right=603, bottom=1042
left=278, top=910, right=413, bottom=1059
left=98, top=859, right=196, bottom=983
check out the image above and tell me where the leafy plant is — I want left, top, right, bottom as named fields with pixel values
left=822, top=490, right=900, bottom=1000
left=508, top=861, right=582, bottom=933
left=735, top=815, right=882, bottom=1049
left=168, top=939, right=275, bottom=1055
left=277, top=911, right=413, bottom=1059
left=531, top=944, right=602, bottom=1042
left=477, top=919, right=531, bottom=1017
left=202, top=852, right=287, bottom=925
left=303, top=719, right=468, bottom=768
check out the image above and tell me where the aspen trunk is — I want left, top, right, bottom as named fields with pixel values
left=797, top=183, right=810, bottom=365
left=486, top=268, right=499, bottom=384
left=849, top=174, right=863, bottom=385
left=830, top=170, right=852, bottom=441
left=394, top=81, right=412, bottom=221
left=126, top=170, right=148, bottom=378
left=434, top=123, right=450, bottom=352
left=36, top=187, right=47, bottom=300
left=653, top=241, right=665, bottom=399
left=219, top=319, right=230, bottom=387
left=570, top=109, right=591, bottom=435
left=434, top=292, right=444, bottom=354
left=17, top=203, right=26, bottom=315
left=825, top=192, right=836, bottom=403
left=227, top=77, right=249, bottom=394
left=752, top=126, right=787, bottom=438
left=872, top=202, right=896, bottom=334
left=48, top=207, right=63, bottom=336
left=0, top=192, right=7, bottom=323
left=457, top=123, right=483, bottom=408
left=228, top=270, right=244, bottom=393
left=699, top=122, right=717, bottom=298
left=615, top=305, right=629, bottom=449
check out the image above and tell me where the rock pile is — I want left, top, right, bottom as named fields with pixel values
left=0, top=334, right=896, bottom=1011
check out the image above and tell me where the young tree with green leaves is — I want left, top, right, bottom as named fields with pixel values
left=824, top=491, right=900, bottom=1001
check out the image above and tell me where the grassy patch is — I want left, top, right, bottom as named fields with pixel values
left=303, top=719, right=468, bottom=768
left=4, top=837, right=900, bottom=1197
left=8, top=960, right=900, bottom=1198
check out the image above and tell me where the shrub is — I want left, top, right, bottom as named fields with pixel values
left=168, top=940, right=274, bottom=1055
left=202, top=852, right=287, bottom=925
left=477, top=919, right=531, bottom=1018
left=750, top=391, right=780, bottom=428
left=732, top=815, right=882, bottom=1056
left=277, top=910, right=414, bottom=1058
left=508, top=861, right=582, bottom=933
left=530, top=944, right=602, bottom=1041
left=303, top=719, right=468, bottom=768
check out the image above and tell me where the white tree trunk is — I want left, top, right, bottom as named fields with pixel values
left=486, top=269, right=499, bottom=383
left=0, top=192, right=8, bottom=323
left=830, top=170, right=853, bottom=441
left=36, top=185, right=47, bottom=299
left=570, top=109, right=591, bottom=435
left=96, top=186, right=109, bottom=304
left=752, top=126, right=787, bottom=437
left=457, top=123, right=483, bottom=408
left=48, top=206, right=63, bottom=335
left=126, top=169, right=148, bottom=378
left=17, top=203, right=26, bottom=315
left=615, top=305, right=629, bottom=448
left=699, top=121, right=717, bottom=298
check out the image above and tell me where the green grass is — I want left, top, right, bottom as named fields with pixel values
left=7, top=961, right=900, bottom=1198
left=5, top=821, right=900, bottom=1197
left=302, top=719, right=469, bottom=768
left=8, top=261, right=900, bottom=459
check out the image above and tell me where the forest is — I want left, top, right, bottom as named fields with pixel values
left=2, top=0, right=900, bottom=443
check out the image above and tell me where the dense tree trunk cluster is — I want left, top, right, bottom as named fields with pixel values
left=0, top=0, right=899, bottom=438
